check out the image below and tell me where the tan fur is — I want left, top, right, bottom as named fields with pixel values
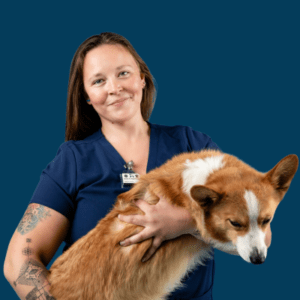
left=48, top=150, right=298, bottom=299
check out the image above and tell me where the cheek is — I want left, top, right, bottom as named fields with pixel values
left=126, top=76, right=144, bottom=96
left=227, top=230, right=238, bottom=244
left=205, top=215, right=230, bottom=243
left=89, top=90, right=107, bottom=104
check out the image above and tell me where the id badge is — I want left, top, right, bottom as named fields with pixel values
left=120, top=161, right=140, bottom=188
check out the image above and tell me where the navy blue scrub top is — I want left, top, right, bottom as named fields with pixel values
left=30, top=122, right=219, bottom=300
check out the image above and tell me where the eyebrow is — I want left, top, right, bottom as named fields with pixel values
left=88, top=65, right=133, bottom=83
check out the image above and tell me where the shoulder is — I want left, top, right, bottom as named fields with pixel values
left=150, top=123, right=193, bottom=139
left=150, top=123, right=219, bottom=151
left=68, top=128, right=103, bottom=145
left=45, top=129, right=105, bottom=171
left=58, top=128, right=104, bottom=152
left=151, top=122, right=205, bottom=137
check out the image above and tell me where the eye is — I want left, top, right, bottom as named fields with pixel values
left=262, top=218, right=271, bottom=225
left=229, top=220, right=242, bottom=228
left=119, top=71, right=129, bottom=76
left=94, top=79, right=104, bottom=85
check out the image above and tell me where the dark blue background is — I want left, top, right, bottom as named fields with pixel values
left=1, top=1, right=299, bottom=299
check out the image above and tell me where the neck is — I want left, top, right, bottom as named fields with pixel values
left=101, top=115, right=150, bottom=142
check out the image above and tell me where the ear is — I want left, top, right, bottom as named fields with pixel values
left=264, top=154, right=298, bottom=193
left=140, top=73, right=146, bottom=87
left=190, top=185, right=223, bottom=208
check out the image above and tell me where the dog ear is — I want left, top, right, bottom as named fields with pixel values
left=264, top=154, right=298, bottom=195
left=190, top=185, right=222, bottom=208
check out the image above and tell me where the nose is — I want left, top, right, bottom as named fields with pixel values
left=249, top=247, right=265, bottom=265
left=106, top=78, right=122, bottom=94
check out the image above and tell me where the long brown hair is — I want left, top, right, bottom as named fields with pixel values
left=65, top=32, right=157, bottom=141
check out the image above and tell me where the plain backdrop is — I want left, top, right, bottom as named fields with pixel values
left=1, top=1, right=299, bottom=299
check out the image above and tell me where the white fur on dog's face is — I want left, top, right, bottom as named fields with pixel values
left=235, top=190, right=267, bottom=263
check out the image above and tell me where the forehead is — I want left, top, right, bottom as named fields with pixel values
left=215, top=185, right=277, bottom=218
left=83, top=44, right=139, bottom=73
left=244, top=190, right=260, bottom=220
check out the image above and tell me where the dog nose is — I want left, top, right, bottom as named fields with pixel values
left=249, top=247, right=265, bottom=265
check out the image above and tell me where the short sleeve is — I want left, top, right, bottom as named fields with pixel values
left=185, top=126, right=221, bottom=151
left=29, top=143, right=77, bottom=220
left=205, top=137, right=220, bottom=151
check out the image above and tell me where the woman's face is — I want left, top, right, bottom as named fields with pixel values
left=83, top=44, right=145, bottom=126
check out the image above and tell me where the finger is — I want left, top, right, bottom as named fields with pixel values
left=134, top=199, right=152, bottom=211
left=142, top=238, right=162, bottom=262
left=120, top=229, right=152, bottom=246
left=155, top=194, right=170, bottom=208
left=118, top=214, right=145, bottom=226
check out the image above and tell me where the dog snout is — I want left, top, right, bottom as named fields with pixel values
left=249, top=247, right=265, bottom=265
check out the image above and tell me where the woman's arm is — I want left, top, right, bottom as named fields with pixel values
left=4, top=203, right=70, bottom=300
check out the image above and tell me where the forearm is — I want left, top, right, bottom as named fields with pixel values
left=4, top=204, right=69, bottom=299
left=4, top=255, right=55, bottom=300
left=4, top=240, right=56, bottom=300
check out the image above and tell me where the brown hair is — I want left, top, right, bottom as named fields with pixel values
left=65, top=32, right=157, bottom=141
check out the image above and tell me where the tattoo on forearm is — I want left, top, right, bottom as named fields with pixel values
left=17, top=204, right=51, bottom=235
left=25, top=287, right=55, bottom=300
left=14, top=258, right=47, bottom=288
left=14, top=238, right=56, bottom=300
left=22, top=238, right=34, bottom=258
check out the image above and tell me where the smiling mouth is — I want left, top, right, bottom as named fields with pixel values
left=110, top=97, right=129, bottom=106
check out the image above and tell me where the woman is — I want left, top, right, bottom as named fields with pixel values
left=4, top=32, right=271, bottom=300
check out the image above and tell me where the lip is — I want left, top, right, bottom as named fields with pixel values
left=110, top=97, right=129, bottom=106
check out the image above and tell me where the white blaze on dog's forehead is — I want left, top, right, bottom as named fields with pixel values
left=244, top=190, right=260, bottom=222
left=182, top=155, right=224, bottom=196
left=236, top=190, right=267, bottom=263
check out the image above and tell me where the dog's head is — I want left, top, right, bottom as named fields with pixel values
left=190, top=154, right=298, bottom=264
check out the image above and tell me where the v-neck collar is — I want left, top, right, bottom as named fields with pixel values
left=98, top=122, right=158, bottom=174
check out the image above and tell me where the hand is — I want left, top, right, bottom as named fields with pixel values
left=118, top=196, right=195, bottom=262
left=265, top=223, right=272, bottom=248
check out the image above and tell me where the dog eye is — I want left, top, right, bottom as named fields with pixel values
left=262, top=218, right=271, bottom=225
left=229, top=220, right=242, bottom=228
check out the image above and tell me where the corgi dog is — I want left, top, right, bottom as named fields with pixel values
left=48, top=150, right=298, bottom=300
